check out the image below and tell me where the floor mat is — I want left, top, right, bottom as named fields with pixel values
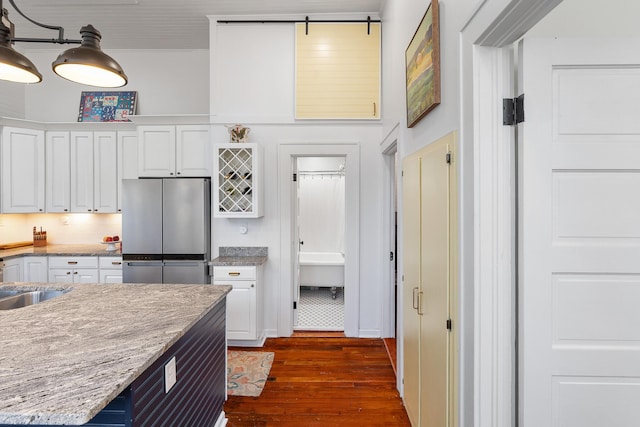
left=227, top=350, right=274, bottom=397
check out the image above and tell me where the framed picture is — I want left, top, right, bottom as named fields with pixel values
left=405, top=0, right=440, bottom=128
left=77, top=91, right=137, bottom=122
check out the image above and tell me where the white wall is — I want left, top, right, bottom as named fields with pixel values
left=21, top=49, right=209, bottom=122
left=209, top=16, right=386, bottom=337
left=527, top=0, right=640, bottom=37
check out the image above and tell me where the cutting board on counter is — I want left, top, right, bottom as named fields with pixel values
left=0, top=241, right=33, bottom=250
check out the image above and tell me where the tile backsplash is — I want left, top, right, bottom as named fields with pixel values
left=0, top=213, right=121, bottom=244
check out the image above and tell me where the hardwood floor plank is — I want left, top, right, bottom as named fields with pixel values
left=225, top=337, right=411, bottom=426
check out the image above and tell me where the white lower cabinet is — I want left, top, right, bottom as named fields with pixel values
left=23, top=257, right=48, bottom=282
left=213, top=265, right=264, bottom=346
left=99, top=256, right=123, bottom=283
left=2, top=258, right=23, bottom=282
left=48, top=256, right=99, bottom=284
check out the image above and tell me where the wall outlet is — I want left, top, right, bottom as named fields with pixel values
left=164, top=357, right=177, bottom=393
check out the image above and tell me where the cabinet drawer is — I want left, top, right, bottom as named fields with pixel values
left=213, top=266, right=256, bottom=280
left=99, top=256, right=123, bottom=269
left=49, top=256, right=98, bottom=269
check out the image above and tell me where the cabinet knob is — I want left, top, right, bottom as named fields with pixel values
left=88, top=209, right=92, bottom=212
left=39, top=208, right=43, bottom=212
left=251, top=284, right=255, bottom=288
left=66, top=271, right=71, bottom=275
left=64, top=209, right=68, bottom=212
left=170, top=172, right=174, bottom=176
left=228, top=272, right=240, bottom=276
left=177, top=172, right=181, bottom=175
left=74, top=271, right=78, bottom=275
left=67, top=261, right=78, bottom=265
left=94, top=209, right=98, bottom=212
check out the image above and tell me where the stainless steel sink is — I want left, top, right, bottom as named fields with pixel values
left=0, top=289, right=27, bottom=299
left=0, top=290, right=69, bottom=310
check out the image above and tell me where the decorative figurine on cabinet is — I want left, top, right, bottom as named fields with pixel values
left=226, top=124, right=250, bottom=143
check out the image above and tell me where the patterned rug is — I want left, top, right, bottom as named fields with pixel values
left=227, top=350, right=275, bottom=397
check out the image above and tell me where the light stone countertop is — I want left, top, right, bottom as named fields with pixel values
left=0, top=244, right=120, bottom=260
left=211, top=246, right=268, bottom=266
left=0, top=282, right=231, bottom=425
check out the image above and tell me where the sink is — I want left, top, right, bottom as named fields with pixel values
left=0, top=289, right=69, bottom=310
left=0, top=289, right=27, bottom=299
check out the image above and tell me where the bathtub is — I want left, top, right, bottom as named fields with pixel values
left=299, top=252, right=344, bottom=298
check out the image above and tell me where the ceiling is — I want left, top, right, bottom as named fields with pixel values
left=4, top=0, right=384, bottom=50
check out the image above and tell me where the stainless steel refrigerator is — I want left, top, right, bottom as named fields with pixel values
left=122, top=178, right=211, bottom=284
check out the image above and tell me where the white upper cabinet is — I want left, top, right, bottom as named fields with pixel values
left=213, top=143, right=263, bottom=218
left=93, top=132, right=118, bottom=213
left=138, top=125, right=211, bottom=177
left=70, top=131, right=118, bottom=213
left=1, top=127, right=45, bottom=213
left=117, top=130, right=138, bottom=212
left=46, top=131, right=71, bottom=213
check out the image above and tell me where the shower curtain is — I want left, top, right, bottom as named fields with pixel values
left=298, top=174, right=345, bottom=253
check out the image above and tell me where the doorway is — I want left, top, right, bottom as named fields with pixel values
left=294, top=156, right=346, bottom=331
left=278, top=143, right=360, bottom=337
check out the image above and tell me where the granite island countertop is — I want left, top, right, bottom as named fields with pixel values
left=0, top=282, right=231, bottom=425
left=0, top=244, right=120, bottom=260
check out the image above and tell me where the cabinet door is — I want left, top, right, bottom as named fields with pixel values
left=1, top=127, right=45, bottom=213
left=23, top=257, right=48, bottom=282
left=176, top=125, right=211, bottom=176
left=48, top=269, right=74, bottom=283
left=138, top=126, right=176, bottom=177
left=75, top=269, right=99, bottom=283
left=94, top=132, right=118, bottom=213
left=46, top=131, right=71, bottom=213
left=217, top=280, right=257, bottom=340
left=117, top=131, right=138, bottom=212
left=70, top=131, right=95, bottom=213
left=401, top=154, right=422, bottom=427
left=213, top=143, right=263, bottom=218
left=3, top=258, right=22, bottom=282
left=99, top=270, right=122, bottom=284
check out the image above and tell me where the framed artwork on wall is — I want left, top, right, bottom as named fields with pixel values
left=77, top=91, right=137, bottom=122
left=405, top=0, right=440, bottom=128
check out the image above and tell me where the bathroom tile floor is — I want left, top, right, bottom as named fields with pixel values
left=297, top=287, right=344, bottom=330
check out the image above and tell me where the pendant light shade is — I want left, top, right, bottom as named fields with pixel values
left=0, top=42, right=42, bottom=83
left=0, top=18, right=42, bottom=83
left=52, top=25, right=127, bottom=87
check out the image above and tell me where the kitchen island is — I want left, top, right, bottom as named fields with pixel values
left=0, top=282, right=231, bottom=426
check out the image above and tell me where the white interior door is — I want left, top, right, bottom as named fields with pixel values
left=293, top=158, right=301, bottom=327
left=519, top=37, right=640, bottom=427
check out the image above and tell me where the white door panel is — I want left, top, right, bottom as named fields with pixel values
left=520, top=37, right=640, bottom=426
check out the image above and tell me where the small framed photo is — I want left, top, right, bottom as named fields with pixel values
left=405, top=0, right=440, bottom=128
left=77, top=91, right=137, bottom=122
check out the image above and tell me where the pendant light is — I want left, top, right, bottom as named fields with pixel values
left=0, top=0, right=127, bottom=87
left=52, top=25, right=127, bottom=87
left=0, top=25, right=42, bottom=83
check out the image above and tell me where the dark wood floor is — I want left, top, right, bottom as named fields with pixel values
left=225, top=337, right=411, bottom=426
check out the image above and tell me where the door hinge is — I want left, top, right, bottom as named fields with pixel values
left=503, top=94, right=524, bottom=126
left=446, top=152, right=452, bottom=164
left=390, top=251, right=394, bottom=261
left=293, top=301, right=297, bottom=309
left=292, top=173, right=297, bottom=182
left=446, top=318, right=452, bottom=330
